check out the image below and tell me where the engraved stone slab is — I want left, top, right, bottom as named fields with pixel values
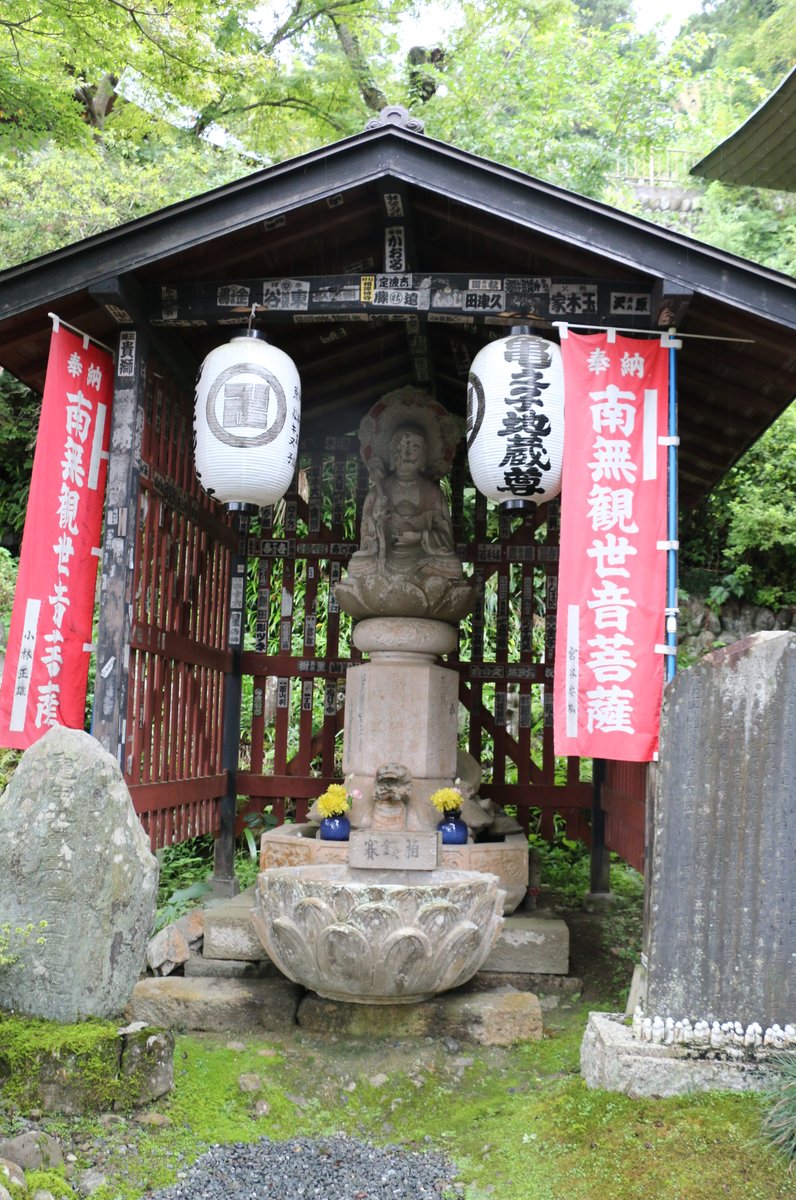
left=646, top=633, right=796, bottom=1028
left=348, top=829, right=439, bottom=871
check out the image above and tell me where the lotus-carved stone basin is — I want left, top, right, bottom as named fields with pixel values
left=251, top=864, right=506, bottom=1004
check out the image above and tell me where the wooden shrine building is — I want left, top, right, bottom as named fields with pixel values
left=1, top=108, right=794, bottom=890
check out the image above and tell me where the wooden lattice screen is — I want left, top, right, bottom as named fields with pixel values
left=602, top=759, right=647, bottom=872
left=124, top=367, right=235, bottom=848
left=236, top=435, right=593, bottom=837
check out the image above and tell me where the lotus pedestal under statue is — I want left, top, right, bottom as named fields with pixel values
left=251, top=864, right=505, bottom=1004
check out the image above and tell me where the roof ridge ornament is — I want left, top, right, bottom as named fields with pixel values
left=365, top=105, right=425, bottom=134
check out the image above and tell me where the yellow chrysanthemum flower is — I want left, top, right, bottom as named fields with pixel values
left=317, top=783, right=350, bottom=818
left=430, top=786, right=463, bottom=813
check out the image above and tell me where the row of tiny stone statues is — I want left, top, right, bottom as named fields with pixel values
left=631, top=1008, right=796, bottom=1053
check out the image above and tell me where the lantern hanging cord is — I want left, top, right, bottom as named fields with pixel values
left=553, top=320, right=754, bottom=343
left=48, top=312, right=115, bottom=355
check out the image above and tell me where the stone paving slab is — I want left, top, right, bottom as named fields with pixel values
left=184, top=957, right=274, bottom=980
left=480, top=914, right=569, bottom=974
left=581, top=1011, right=789, bottom=1097
left=298, top=988, right=543, bottom=1046
left=128, top=976, right=301, bottom=1033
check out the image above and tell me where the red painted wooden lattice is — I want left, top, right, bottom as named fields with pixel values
left=124, top=370, right=235, bottom=848
left=236, top=437, right=592, bottom=841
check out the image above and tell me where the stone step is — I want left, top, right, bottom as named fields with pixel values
left=128, top=974, right=542, bottom=1045
left=200, top=888, right=570, bottom=975
left=297, top=989, right=543, bottom=1046
left=129, top=975, right=301, bottom=1034
left=481, top=913, right=569, bottom=975
left=202, top=886, right=265, bottom=962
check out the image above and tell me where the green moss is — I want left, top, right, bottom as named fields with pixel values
left=2, top=1007, right=793, bottom=1200
left=8, top=1168, right=75, bottom=1198
left=0, top=1012, right=145, bottom=1113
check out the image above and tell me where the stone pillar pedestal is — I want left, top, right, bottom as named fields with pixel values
left=343, top=617, right=459, bottom=831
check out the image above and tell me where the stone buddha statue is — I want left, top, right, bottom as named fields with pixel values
left=334, top=388, right=477, bottom=622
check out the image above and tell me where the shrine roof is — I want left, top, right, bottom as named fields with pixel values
left=0, top=112, right=794, bottom=506
left=691, top=66, right=796, bottom=192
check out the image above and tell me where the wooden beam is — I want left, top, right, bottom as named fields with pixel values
left=144, top=274, right=656, bottom=329
left=650, top=279, right=693, bottom=327
left=93, top=325, right=148, bottom=769
left=89, top=274, right=199, bottom=392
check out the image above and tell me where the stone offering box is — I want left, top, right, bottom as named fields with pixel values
left=260, top=823, right=529, bottom=914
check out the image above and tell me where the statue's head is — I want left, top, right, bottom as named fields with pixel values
left=359, top=387, right=462, bottom=482
left=389, top=424, right=427, bottom=476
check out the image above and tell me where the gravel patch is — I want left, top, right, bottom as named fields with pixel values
left=148, top=1135, right=458, bottom=1198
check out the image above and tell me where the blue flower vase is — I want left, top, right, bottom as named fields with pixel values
left=437, top=809, right=468, bottom=845
left=319, top=814, right=351, bottom=841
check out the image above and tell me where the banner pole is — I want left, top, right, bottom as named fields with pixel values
left=665, top=331, right=680, bottom=683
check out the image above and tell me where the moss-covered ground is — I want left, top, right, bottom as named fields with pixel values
left=1, top=996, right=792, bottom=1200
left=0, top=896, right=792, bottom=1199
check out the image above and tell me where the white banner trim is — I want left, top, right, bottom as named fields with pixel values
left=10, top=599, right=40, bottom=731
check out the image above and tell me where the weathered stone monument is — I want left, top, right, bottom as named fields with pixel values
left=645, top=632, right=795, bottom=1027
left=0, top=726, right=158, bottom=1022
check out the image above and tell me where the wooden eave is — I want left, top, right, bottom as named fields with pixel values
left=691, top=66, right=796, bottom=192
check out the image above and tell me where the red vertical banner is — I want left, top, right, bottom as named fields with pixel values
left=553, top=331, right=668, bottom=762
left=0, top=324, right=113, bottom=749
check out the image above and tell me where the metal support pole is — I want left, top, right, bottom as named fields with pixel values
left=212, top=508, right=251, bottom=896
left=665, top=333, right=680, bottom=683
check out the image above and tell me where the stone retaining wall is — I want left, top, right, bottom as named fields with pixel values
left=678, top=597, right=796, bottom=664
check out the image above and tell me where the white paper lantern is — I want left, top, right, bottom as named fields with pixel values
left=194, top=330, right=301, bottom=508
left=467, top=330, right=565, bottom=511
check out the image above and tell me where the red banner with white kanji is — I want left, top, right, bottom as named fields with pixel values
left=553, top=331, right=668, bottom=762
left=0, top=325, right=113, bottom=749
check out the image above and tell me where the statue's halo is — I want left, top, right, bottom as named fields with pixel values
left=358, top=387, right=463, bottom=481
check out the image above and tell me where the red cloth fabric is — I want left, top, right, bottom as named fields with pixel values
left=0, top=326, right=113, bottom=748
left=554, top=331, right=669, bottom=762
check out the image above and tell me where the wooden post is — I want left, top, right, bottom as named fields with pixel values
left=92, top=325, right=148, bottom=769
left=212, top=508, right=251, bottom=896
left=588, top=757, right=613, bottom=901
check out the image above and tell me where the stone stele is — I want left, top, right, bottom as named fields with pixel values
left=0, top=726, right=158, bottom=1022
left=645, top=632, right=796, bottom=1028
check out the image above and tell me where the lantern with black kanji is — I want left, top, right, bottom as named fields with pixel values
left=466, top=328, right=565, bottom=512
left=194, top=329, right=301, bottom=508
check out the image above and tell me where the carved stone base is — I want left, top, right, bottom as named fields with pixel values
left=251, top=864, right=505, bottom=1004
left=260, top=824, right=529, bottom=914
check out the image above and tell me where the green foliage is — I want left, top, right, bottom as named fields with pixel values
left=0, top=920, right=47, bottom=968
left=529, top=821, right=643, bottom=908
left=153, top=829, right=272, bottom=927
left=681, top=401, right=796, bottom=608
left=26, top=1022, right=790, bottom=1200
left=8, top=1167, right=75, bottom=1199
left=0, top=134, right=250, bottom=268
left=0, top=373, right=38, bottom=549
left=154, top=836, right=214, bottom=930
left=421, top=1, right=693, bottom=199
left=0, top=547, right=17, bottom=623
left=0, top=748, right=21, bottom=794
left=763, top=1052, right=796, bottom=1168
left=0, top=1012, right=136, bottom=1113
